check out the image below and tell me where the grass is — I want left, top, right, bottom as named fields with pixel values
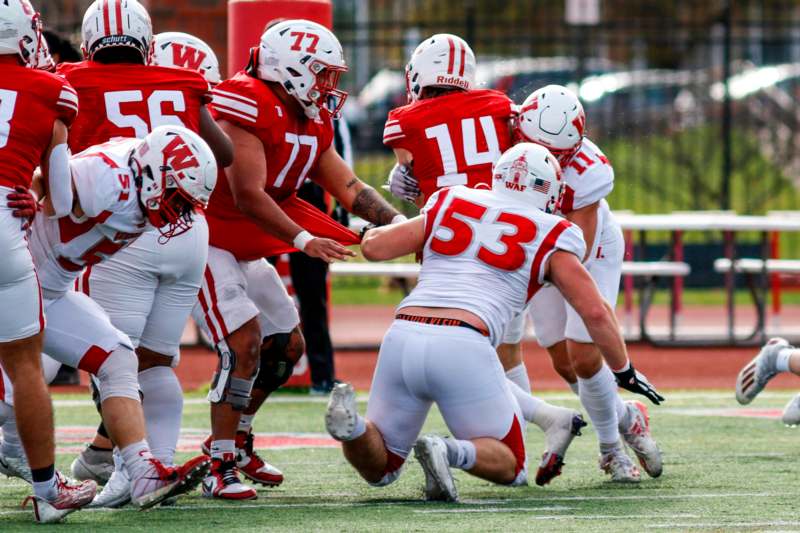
left=2, top=390, right=800, bottom=531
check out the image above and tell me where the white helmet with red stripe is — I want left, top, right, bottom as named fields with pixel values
left=81, top=0, right=152, bottom=62
left=253, top=19, right=347, bottom=119
left=405, top=33, right=476, bottom=102
left=517, top=85, right=586, bottom=165
left=130, top=125, right=217, bottom=241
left=151, top=32, right=221, bottom=85
left=0, top=0, right=41, bottom=68
left=492, top=142, right=564, bottom=214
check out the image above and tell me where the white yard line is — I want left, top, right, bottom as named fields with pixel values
left=647, top=521, right=800, bottom=529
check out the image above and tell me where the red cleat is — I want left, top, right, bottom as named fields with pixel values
left=201, top=431, right=284, bottom=487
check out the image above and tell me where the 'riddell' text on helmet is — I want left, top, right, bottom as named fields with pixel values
left=406, top=34, right=476, bottom=102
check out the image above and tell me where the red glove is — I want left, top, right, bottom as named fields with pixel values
left=7, top=186, right=39, bottom=230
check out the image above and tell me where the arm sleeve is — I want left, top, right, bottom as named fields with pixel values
left=70, top=158, right=120, bottom=219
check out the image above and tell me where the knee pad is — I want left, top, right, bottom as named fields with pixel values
left=95, top=347, right=140, bottom=403
left=253, top=332, right=297, bottom=394
left=207, top=339, right=257, bottom=411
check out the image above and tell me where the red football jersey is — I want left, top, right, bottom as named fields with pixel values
left=206, top=71, right=337, bottom=260
left=56, top=61, right=210, bottom=152
left=0, top=61, right=78, bottom=190
left=383, top=89, right=514, bottom=199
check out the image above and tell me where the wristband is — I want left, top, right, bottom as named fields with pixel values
left=292, top=230, right=314, bottom=251
left=391, top=214, right=408, bottom=225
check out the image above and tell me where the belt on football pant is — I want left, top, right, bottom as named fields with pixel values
left=395, top=313, right=490, bottom=337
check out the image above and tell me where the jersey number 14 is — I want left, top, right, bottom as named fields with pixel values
left=425, top=116, right=500, bottom=186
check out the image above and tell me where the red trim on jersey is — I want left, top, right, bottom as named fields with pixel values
left=447, top=37, right=456, bottom=75
left=204, top=268, right=230, bottom=340
left=458, top=43, right=466, bottom=77
left=526, top=219, right=571, bottom=301
left=102, top=0, right=111, bottom=36
left=560, top=185, right=575, bottom=214
left=78, top=345, right=112, bottom=375
left=423, top=188, right=451, bottom=245
left=196, top=285, right=220, bottom=345
left=80, top=265, right=92, bottom=296
left=0, top=367, right=4, bottom=402
left=93, top=211, right=113, bottom=224
left=114, top=0, right=123, bottom=35
left=500, top=415, right=526, bottom=477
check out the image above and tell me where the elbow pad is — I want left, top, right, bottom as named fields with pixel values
left=48, top=144, right=73, bottom=218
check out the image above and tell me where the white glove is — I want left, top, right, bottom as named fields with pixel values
left=384, top=163, right=420, bottom=203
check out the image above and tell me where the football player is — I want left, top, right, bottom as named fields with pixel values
left=9, top=126, right=217, bottom=514
left=736, top=337, right=800, bottom=425
left=151, top=31, right=222, bottom=86
left=54, top=1, right=234, bottom=507
left=193, top=19, right=404, bottom=499
left=325, top=143, right=631, bottom=500
left=382, top=34, right=585, bottom=485
left=0, top=0, right=97, bottom=523
left=518, top=85, right=663, bottom=482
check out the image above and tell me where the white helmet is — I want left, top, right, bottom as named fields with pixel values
left=0, top=0, right=41, bottom=68
left=152, top=32, right=221, bottom=85
left=492, top=143, right=564, bottom=214
left=253, top=19, right=347, bottom=119
left=130, top=125, right=217, bottom=240
left=405, top=33, right=476, bottom=102
left=517, top=84, right=586, bottom=165
left=81, top=0, right=152, bottom=63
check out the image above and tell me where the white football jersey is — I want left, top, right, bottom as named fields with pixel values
left=29, top=138, right=147, bottom=295
left=558, top=137, right=615, bottom=262
left=399, top=186, right=585, bottom=345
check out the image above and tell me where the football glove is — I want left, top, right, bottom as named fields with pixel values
left=383, top=163, right=420, bottom=203
left=613, top=364, right=665, bottom=405
left=7, top=186, right=39, bottom=230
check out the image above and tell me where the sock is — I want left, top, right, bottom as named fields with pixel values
left=238, top=414, right=256, bottom=434
left=89, top=444, right=112, bottom=452
left=340, top=414, right=367, bottom=442
left=31, top=464, right=57, bottom=501
left=1, top=414, right=24, bottom=459
left=506, top=378, right=549, bottom=425
left=578, top=365, right=621, bottom=447
left=112, top=448, right=125, bottom=476
left=139, top=366, right=183, bottom=466
left=505, top=363, right=532, bottom=394
left=599, top=440, right=623, bottom=455
left=120, top=440, right=155, bottom=482
left=442, top=437, right=477, bottom=470
left=616, top=395, right=632, bottom=432
left=776, top=348, right=794, bottom=373
left=210, top=439, right=236, bottom=460
left=569, top=382, right=580, bottom=396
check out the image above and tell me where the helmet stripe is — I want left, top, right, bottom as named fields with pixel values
left=458, top=42, right=466, bottom=77
left=102, top=0, right=111, bottom=36
left=447, top=37, right=455, bottom=75
left=114, top=0, right=123, bottom=35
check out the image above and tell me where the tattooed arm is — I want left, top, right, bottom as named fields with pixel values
left=315, top=145, right=403, bottom=226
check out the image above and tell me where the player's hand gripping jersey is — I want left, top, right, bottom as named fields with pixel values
left=57, top=61, right=210, bottom=153
left=399, top=185, right=585, bottom=345
left=206, top=71, right=358, bottom=260
left=0, top=64, right=78, bottom=189
left=382, top=89, right=514, bottom=199
left=28, top=139, right=146, bottom=296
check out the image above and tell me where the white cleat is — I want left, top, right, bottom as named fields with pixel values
left=71, top=446, right=114, bottom=485
left=325, top=382, right=359, bottom=441
left=534, top=407, right=586, bottom=486
left=413, top=435, right=458, bottom=502
left=87, top=467, right=130, bottom=508
left=0, top=453, right=32, bottom=483
left=621, top=400, right=662, bottom=478
left=131, top=455, right=209, bottom=510
left=782, top=393, right=800, bottom=426
left=599, top=446, right=641, bottom=483
left=24, top=472, right=96, bottom=524
left=735, top=338, right=790, bottom=405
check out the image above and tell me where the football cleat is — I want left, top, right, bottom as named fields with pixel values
left=599, top=447, right=641, bottom=483
left=24, top=472, right=96, bottom=524
left=620, top=401, right=662, bottom=478
left=87, top=467, right=130, bottom=508
left=200, top=432, right=284, bottom=487
left=782, top=393, right=800, bottom=426
left=325, top=382, right=359, bottom=441
left=735, top=338, right=790, bottom=405
left=0, top=452, right=32, bottom=483
left=535, top=407, right=587, bottom=486
left=70, top=446, right=114, bottom=485
left=131, top=455, right=210, bottom=510
left=413, top=435, right=458, bottom=502
left=202, top=457, right=257, bottom=500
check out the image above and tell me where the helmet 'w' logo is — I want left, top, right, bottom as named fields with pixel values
left=572, top=112, right=586, bottom=137
left=171, top=43, right=207, bottom=71
left=162, top=135, right=199, bottom=175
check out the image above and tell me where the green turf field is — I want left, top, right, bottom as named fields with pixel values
left=1, top=390, right=799, bottom=531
